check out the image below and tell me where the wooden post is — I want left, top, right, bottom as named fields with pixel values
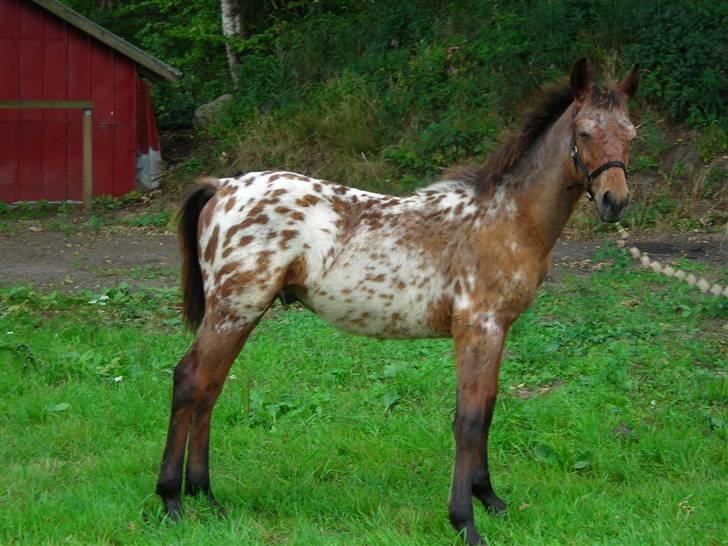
left=82, top=108, right=93, bottom=210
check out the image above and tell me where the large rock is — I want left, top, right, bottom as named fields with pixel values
left=193, top=94, right=234, bottom=127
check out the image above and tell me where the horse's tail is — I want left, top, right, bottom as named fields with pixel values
left=177, top=178, right=218, bottom=331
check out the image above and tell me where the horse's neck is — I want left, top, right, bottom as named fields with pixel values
left=510, top=106, right=582, bottom=257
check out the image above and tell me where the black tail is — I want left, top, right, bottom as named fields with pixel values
left=177, top=182, right=216, bottom=330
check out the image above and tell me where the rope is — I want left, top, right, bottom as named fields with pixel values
left=614, top=223, right=727, bottom=297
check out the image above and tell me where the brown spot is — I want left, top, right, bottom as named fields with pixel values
left=289, top=173, right=311, bottom=181
left=257, top=249, right=275, bottom=269
left=296, top=194, right=321, bottom=207
left=313, top=183, right=322, bottom=192
left=272, top=188, right=287, bottom=197
left=279, top=229, right=298, bottom=250
left=238, top=235, right=253, bottom=247
left=224, top=197, right=237, bottom=212
left=454, top=280, right=462, bottom=295
left=269, top=174, right=282, bottom=182
left=275, top=206, right=292, bottom=215
left=219, top=269, right=257, bottom=299
left=454, top=203, right=464, bottom=215
left=204, top=225, right=219, bottom=263
left=216, top=185, right=235, bottom=197
left=222, top=247, right=233, bottom=259
left=249, top=214, right=269, bottom=226
left=213, top=261, right=244, bottom=287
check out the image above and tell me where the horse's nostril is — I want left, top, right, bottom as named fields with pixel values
left=602, top=191, right=614, bottom=208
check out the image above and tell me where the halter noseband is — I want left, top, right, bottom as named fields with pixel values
left=570, top=110, right=627, bottom=201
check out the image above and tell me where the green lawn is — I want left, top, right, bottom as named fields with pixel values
left=0, top=251, right=726, bottom=545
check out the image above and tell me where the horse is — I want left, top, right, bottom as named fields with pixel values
left=156, top=58, right=639, bottom=544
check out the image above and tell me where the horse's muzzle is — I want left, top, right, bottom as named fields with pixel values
left=597, top=190, right=629, bottom=223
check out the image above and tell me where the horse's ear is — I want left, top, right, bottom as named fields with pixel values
left=620, top=63, right=640, bottom=98
left=570, top=58, right=591, bottom=102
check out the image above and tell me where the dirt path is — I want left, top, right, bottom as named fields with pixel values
left=1, top=226, right=726, bottom=292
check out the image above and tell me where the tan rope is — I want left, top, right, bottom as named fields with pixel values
left=614, top=223, right=727, bottom=297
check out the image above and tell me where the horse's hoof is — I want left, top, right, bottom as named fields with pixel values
left=209, top=497, right=226, bottom=517
left=163, top=498, right=183, bottom=521
left=457, top=522, right=484, bottom=545
left=481, top=493, right=507, bottom=516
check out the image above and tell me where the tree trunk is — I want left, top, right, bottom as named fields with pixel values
left=220, top=0, right=244, bottom=87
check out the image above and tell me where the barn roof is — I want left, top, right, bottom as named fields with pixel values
left=30, top=0, right=182, bottom=82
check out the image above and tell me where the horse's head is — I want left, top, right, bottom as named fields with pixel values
left=569, top=58, right=640, bottom=222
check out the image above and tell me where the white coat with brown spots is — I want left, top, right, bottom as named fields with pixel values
left=198, top=170, right=517, bottom=338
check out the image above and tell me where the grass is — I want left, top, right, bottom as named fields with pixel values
left=0, top=198, right=177, bottom=237
left=0, top=254, right=726, bottom=545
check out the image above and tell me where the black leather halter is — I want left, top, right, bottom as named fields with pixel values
left=570, top=112, right=627, bottom=201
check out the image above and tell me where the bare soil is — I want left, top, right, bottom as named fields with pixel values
left=1, top=224, right=725, bottom=292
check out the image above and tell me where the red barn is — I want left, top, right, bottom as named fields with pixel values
left=0, top=0, right=181, bottom=203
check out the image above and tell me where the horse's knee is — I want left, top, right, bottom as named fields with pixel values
left=454, top=412, right=484, bottom=449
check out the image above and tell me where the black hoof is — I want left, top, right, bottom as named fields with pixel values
left=163, top=498, right=183, bottom=521
left=480, top=492, right=507, bottom=515
left=209, top=496, right=226, bottom=517
left=455, top=522, right=484, bottom=545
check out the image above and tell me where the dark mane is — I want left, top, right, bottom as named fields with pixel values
left=451, top=80, right=574, bottom=195
left=451, top=80, right=626, bottom=196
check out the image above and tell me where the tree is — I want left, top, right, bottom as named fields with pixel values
left=220, top=0, right=244, bottom=87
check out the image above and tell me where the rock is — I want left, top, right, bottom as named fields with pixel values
left=193, top=94, right=234, bottom=127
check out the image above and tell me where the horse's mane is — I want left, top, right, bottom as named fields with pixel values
left=450, top=79, right=624, bottom=196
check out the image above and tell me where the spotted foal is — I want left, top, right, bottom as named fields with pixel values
left=157, top=59, right=639, bottom=544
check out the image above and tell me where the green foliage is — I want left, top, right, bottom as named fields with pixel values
left=703, top=166, right=727, bottom=198
left=92, top=192, right=144, bottom=211
left=624, top=0, right=728, bottom=126
left=65, top=0, right=726, bottom=191
left=696, top=123, right=728, bottom=162
left=121, top=210, right=173, bottom=229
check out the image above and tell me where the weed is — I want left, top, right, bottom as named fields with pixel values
left=122, top=210, right=173, bottom=229
left=696, top=123, right=728, bottom=162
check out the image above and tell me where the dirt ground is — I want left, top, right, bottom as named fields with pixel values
left=1, top=224, right=726, bottom=292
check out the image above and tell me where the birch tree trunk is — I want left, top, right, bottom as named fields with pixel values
left=220, top=0, right=244, bottom=87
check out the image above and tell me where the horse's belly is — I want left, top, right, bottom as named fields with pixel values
left=296, top=255, right=451, bottom=338
left=299, top=289, right=445, bottom=338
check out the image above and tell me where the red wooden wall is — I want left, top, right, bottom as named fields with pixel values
left=0, top=0, right=138, bottom=202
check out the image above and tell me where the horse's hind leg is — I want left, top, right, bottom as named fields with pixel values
left=156, top=321, right=251, bottom=518
left=184, top=324, right=255, bottom=509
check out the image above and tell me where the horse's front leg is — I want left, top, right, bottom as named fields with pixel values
left=449, top=314, right=508, bottom=545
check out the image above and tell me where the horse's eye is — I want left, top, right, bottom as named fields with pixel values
left=579, top=131, right=591, bottom=139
